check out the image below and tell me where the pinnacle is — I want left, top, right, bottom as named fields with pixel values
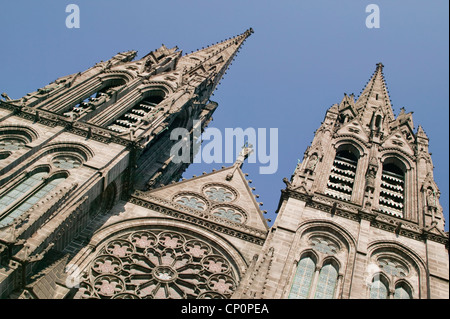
left=355, top=62, right=395, bottom=120
left=177, top=28, right=253, bottom=94
left=416, top=125, right=428, bottom=138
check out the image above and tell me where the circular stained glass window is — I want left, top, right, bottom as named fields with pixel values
left=52, top=156, right=82, bottom=169
left=174, top=195, right=206, bottom=211
left=75, top=229, right=239, bottom=299
left=211, top=207, right=245, bottom=224
left=204, top=186, right=235, bottom=202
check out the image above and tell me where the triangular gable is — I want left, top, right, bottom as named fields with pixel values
left=144, top=165, right=269, bottom=232
left=335, top=118, right=370, bottom=143
left=381, top=129, right=415, bottom=157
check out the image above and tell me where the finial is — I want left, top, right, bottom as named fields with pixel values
left=226, top=142, right=254, bottom=181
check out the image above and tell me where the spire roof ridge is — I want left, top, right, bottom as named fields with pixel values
left=183, top=28, right=253, bottom=58
left=355, top=62, right=395, bottom=120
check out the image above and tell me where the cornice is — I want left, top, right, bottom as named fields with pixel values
left=282, top=188, right=448, bottom=245
left=0, top=102, right=138, bottom=147
left=130, top=191, right=267, bottom=245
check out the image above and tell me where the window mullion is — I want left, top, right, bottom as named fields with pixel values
left=0, top=179, right=47, bottom=221
left=308, top=265, right=321, bottom=299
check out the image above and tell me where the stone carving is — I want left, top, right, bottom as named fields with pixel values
left=0, top=138, right=26, bottom=151
left=75, top=229, right=239, bottom=299
left=426, top=188, right=437, bottom=210
left=309, top=236, right=339, bottom=255
left=204, top=186, right=235, bottom=202
left=87, top=92, right=109, bottom=110
left=305, top=154, right=319, bottom=174
left=174, top=195, right=207, bottom=211
left=377, top=258, right=408, bottom=278
left=37, top=79, right=67, bottom=94
left=212, top=207, right=244, bottom=224
left=52, top=156, right=82, bottom=169
left=365, top=169, right=376, bottom=191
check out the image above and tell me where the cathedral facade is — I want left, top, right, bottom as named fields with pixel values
left=0, top=30, right=448, bottom=299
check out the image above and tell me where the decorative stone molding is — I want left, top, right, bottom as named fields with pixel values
left=129, top=194, right=266, bottom=245
left=74, top=228, right=240, bottom=299
left=283, top=188, right=447, bottom=245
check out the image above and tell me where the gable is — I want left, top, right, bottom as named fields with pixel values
left=143, top=166, right=269, bottom=232
left=335, top=119, right=369, bottom=143
left=381, top=130, right=415, bottom=157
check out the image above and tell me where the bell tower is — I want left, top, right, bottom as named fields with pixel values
left=0, top=28, right=253, bottom=298
left=234, top=63, right=448, bottom=299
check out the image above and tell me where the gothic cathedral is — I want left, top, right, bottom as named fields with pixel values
left=0, top=29, right=448, bottom=299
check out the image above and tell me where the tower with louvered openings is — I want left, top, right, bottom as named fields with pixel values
left=0, top=29, right=260, bottom=299
left=233, top=63, right=448, bottom=299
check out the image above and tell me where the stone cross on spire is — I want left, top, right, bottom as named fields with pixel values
left=226, top=142, right=254, bottom=181
left=355, top=62, right=395, bottom=127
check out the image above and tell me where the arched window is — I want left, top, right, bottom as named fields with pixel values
left=63, top=78, right=127, bottom=118
left=368, top=253, right=415, bottom=299
left=0, top=170, right=67, bottom=227
left=314, top=262, right=339, bottom=299
left=394, top=283, right=412, bottom=299
left=0, top=127, right=36, bottom=161
left=379, top=158, right=405, bottom=218
left=289, top=255, right=316, bottom=299
left=375, top=115, right=383, bottom=129
left=107, top=94, right=165, bottom=133
left=370, top=275, right=389, bottom=299
left=325, top=145, right=359, bottom=201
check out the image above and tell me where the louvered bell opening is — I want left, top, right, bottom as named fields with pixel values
left=325, top=150, right=357, bottom=202
left=64, top=79, right=126, bottom=117
left=379, top=163, right=405, bottom=218
left=107, top=95, right=163, bottom=132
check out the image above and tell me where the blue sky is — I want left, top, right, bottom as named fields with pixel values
left=0, top=0, right=448, bottom=230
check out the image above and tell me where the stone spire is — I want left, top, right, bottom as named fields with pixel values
left=177, top=28, right=254, bottom=95
left=355, top=63, right=395, bottom=126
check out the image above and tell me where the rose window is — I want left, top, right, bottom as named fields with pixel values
left=52, top=156, right=82, bottom=169
left=174, top=195, right=206, bottom=211
left=0, top=138, right=26, bottom=151
left=204, top=186, right=235, bottom=202
left=212, top=207, right=244, bottom=224
left=75, top=229, right=239, bottom=299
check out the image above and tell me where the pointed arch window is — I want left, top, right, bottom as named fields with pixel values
left=289, top=256, right=340, bottom=299
left=368, top=255, right=414, bottom=299
left=314, top=262, right=339, bottom=299
left=370, top=276, right=389, bottom=299
left=289, top=255, right=316, bottom=299
left=325, top=146, right=359, bottom=201
left=63, top=78, right=127, bottom=118
left=0, top=170, right=66, bottom=227
left=107, top=94, right=164, bottom=133
left=394, top=283, right=412, bottom=299
left=379, top=159, right=405, bottom=218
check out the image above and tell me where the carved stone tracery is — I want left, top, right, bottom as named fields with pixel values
left=75, top=228, right=239, bottom=299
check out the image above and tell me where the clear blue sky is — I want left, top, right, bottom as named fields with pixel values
left=0, top=1, right=448, bottom=230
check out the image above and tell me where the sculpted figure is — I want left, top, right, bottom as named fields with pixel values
left=306, top=154, right=318, bottom=173
left=426, top=188, right=437, bottom=209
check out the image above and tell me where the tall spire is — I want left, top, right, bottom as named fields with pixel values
left=177, top=28, right=254, bottom=94
left=355, top=62, right=395, bottom=123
